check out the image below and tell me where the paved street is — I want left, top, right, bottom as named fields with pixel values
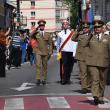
left=0, top=55, right=110, bottom=110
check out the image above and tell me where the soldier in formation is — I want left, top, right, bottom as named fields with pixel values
left=105, top=22, right=110, bottom=85
left=84, top=19, right=110, bottom=105
left=30, top=20, right=53, bottom=85
left=71, top=21, right=91, bottom=94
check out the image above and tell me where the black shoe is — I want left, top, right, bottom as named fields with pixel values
left=42, top=80, right=46, bottom=85
left=61, top=81, right=67, bottom=85
left=66, top=81, right=71, bottom=85
left=86, top=89, right=91, bottom=93
left=106, top=81, right=110, bottom=85
left=93, top=96, right=99, bottom=105
left=8, top=66, right=10, bottom=70
left=36, top=80, right=41, bottom=86
left=81, top=88, right=91, bottom=94
left=81, top=88, right=88, bottom=94
left=98, top=100, right=104, bottom=104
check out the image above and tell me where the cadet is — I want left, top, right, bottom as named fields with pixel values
left=71, top=21, right=91, bottom=94
left=85, top=19, right=110, bottom=105
left=30, top=20, right=53, bottom=85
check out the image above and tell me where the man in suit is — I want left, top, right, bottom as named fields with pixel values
left=71, top=21, right=91, bottom=94
left=30, top=20, right=53, bottom=85
left=85, top=20, right=110, bottom=105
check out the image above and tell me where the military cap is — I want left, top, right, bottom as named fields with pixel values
left=93, top=20, right=104, bottom=28
left=81, top=21, right=90, bottom=28
left=38, top=19, right=46, bottom=26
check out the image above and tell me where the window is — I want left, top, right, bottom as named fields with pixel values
left=56, top=0, right=62, bottom=7
left=31, top=11, right=36, bottom=17
left=56, top=20, right=61, bottom=28
left=31, top=1, right=35, bottom=6
left=56, top=10, right=60, bottom=18
left=31, top=22, right=36, bottom=27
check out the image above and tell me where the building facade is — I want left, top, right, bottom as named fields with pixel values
left=20, top=0, right=69, bottom=32
left=91, top=0, right=110, bottom=22
left=5, top=0, right=15, bottom=30
left=0, top=0, right=5, bottom=28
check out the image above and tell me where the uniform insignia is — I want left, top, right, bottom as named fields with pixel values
left=36, top=33, right=41, bottom=38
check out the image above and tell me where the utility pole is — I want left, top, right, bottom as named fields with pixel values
left=16, top=0, right=20, bottom=30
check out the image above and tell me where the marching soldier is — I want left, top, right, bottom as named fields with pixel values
left=71, top=21, right=91, bottom=94
left=85, top=20, right=110, bottom=105
left=30, top=20, right=53, bottom=85
left=105, top=22, right=110, bottom=85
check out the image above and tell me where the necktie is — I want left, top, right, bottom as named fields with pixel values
left=64, top=29, right=67, bottom=34
left=41, top=31, right=43, bottom=37
left=97, top=34, right=99, bottom=40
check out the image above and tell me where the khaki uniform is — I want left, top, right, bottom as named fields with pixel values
left=31, top=31, right=53, bottom=80
left=72, top=32, right=91, bottom=90
left=85, top=33, right=110, bottom=100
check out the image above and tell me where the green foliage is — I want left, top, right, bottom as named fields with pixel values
left=63, top=0, right=79, bottom=29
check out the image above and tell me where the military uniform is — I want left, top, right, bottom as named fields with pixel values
left=105, top=22, right=110, bottom=85
left=84, top=20, right=110, bottom=105
left=71, top=21, right=91, bottom=93
left=30, top=20, right=53, bottom=85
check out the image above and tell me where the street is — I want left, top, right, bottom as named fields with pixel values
left=0, top=55, right=110, bottom=110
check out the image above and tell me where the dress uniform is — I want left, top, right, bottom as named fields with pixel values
left=84, top=20, right=110, bottom=105
left=71, top=21, right=91, bottom=94
left=57, top=20, right=76, bottom=85
left=30, top=20, right=53, bottom=85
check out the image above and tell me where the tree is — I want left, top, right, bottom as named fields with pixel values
left=63, top=0, right=81, bottom=29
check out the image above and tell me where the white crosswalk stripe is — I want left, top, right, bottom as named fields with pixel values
left=4, top=98, right=24, bottom=110
left=47, top=97, right=70, bottom=108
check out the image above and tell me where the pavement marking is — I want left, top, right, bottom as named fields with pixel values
left=98, top=98, right=110, bottom=108
left=0, top=93, right=93, bottom=98
left=11, top=82, right=35, bottom=91
left=0, top=93, right=92, bottom=98
left=87, top=97, right=110, bottom=108
left=47, top=97, right=70, bottom=108
left=4, top=98, right=24, bottom=110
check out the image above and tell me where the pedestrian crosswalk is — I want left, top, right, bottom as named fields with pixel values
left=0, top=95, right=110, bottom=110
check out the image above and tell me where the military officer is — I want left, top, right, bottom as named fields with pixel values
left=30, top=20, right=53, bottom=85
left=105, top=22, right=110, bottom=85
left=71, top=21, right=91, bottom=94
left=85, top=19, right=110, bottom=105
